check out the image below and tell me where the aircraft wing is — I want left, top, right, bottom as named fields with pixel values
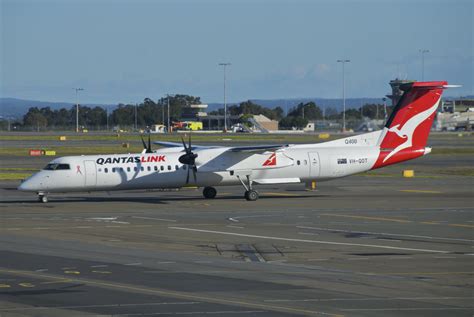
left=154, top=141, right=216, bottom=151
left=228, top=144, right=290, bottom=153
left=155, top=141, right=289, bottom=153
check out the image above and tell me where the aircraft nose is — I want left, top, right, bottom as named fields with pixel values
left=18, top=179, right=34, bottom=191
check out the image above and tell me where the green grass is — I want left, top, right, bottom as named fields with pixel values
left=0, top=173, right=32, bottom=180
left=0, top=167, right=39, bottom=171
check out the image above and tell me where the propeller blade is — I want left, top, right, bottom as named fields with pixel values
left=192, top=165, right=197, bottom=183
left=185, top=166, right=190, bottom=184
left=147, top=134, right=152, bottom=153
left=180, top=136, right=189, bottom=153
left=140, top=135, right=147, bottom=150
left=188, top=134, right=192, bottom=152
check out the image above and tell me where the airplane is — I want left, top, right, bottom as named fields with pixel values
left=18, top=81, right=451, bottom=203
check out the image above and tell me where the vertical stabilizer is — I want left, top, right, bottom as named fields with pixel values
left=372, top=81, right=447, bottom=169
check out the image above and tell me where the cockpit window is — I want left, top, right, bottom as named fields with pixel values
left=43, top=163, right=71, bottom=170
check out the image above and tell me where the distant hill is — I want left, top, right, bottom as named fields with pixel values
left=0, top=98, right=115, bottom=119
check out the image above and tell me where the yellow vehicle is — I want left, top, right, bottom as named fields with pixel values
left=174, top=121, right=203, bottom=131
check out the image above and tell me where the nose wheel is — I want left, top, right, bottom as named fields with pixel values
left=38, top=193, right=48, bottom=203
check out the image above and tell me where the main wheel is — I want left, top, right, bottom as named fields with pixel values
left=245, top=190, right=259, bottom=201
left=203, top=186, right=217, bottom=199
left=39, top=195, right=48, bottom=203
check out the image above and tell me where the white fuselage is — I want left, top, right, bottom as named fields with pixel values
left=18, top=131, right=387, bottom=193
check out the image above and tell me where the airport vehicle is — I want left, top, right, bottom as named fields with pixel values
left=172, top=121, right=203, bottom=131
left=19, top=81, right=450, bottom=202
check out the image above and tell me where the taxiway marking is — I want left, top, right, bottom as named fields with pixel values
left=296, top=226, right=474, bottom=242
left=320, top=214, right=411, bottom=223
left=132, top=216, right=177, bottom=222
left=169, top=227, right=450, bottom=254
left=399, top=190, right=442, bottom=194
left=0, top=268, right=342, bottom=317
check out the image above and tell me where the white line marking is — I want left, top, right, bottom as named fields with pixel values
left=228, top=217, right=239, bottom=223
left=340, top=307, right=472, bottom=312
left=35, top=269, right=48, bottom=272
left=124, top=262, right=142, bottom=266
left=298, top=232, right=319, bottom=236
left=132, top=216, right=177, bottom=222
left=264, top=296, right=474, bottom=303
left=90, top=265, right=108, bottom=268
left=296, top=226, right=474, bottom=243
left=169, top=227, right=450, bottom=254
left=157, top=261, right=176, bottom=264
left=0, top=302, right=201, bottom=311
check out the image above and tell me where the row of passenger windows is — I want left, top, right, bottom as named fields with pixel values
left=296, top=160, right=308, bottom=166
left=101, top=165, right=186, bottom=173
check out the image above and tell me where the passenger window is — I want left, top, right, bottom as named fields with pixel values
left=297, top=160, right=301, bottom=165
left=175, top=165, right=179, bottom=170
left=119, top=167, right=124, bottom=172
left=182, top=165, right=186, bottom=170
left=168, top=165, right=171, bottom=171
left=147, top=166, right=151, bottom=171
left=104, top=168, right=108, bottom=173
left=127, top=167, right=131, bottom=172
left=154, top=166, right=158, bottom=171
left=134, top=167, right=137, bottom=172
left=112, top=168, right=116, bottom=172
left=160, top=166, right=164, bottom=171
left=140, top=166, right=144, bottom=171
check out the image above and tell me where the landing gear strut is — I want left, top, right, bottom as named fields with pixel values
left=203, top=186, right=217, bottom=199
left=38, top=193, right=48, bottom=203
left=237, top=174, right=259, bottom=201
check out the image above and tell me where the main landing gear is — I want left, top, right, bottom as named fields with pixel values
left=38, top=192, right=48, bottom=203
left=237, top=174, right=259, bottom=201
left=203, top=186, right=217, bottom=199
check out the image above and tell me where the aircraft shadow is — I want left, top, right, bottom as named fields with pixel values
left=1, top=193, right=330, bottom=205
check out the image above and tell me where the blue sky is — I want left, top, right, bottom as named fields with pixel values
left=2, top=0, right=472, bottom=104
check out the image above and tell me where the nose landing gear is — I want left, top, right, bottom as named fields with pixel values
left=38, top=192, right=48, bottom=203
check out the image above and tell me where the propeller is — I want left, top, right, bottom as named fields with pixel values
left=178, top=134, right=198, bottom=184
left=140, top=134, right=153, bottom=153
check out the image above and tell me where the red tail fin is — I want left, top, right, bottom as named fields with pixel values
left=373, top=81, right=447, bottom=169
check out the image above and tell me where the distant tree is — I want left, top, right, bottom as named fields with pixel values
left=23, top=107, right=47, bottom=131
left=288, top=102, right=322, bottom=120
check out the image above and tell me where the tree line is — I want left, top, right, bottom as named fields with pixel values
left=3, top=94, right=387, bottom=131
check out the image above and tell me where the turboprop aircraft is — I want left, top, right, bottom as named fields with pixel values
left=19, top=81, right=451, bottom=202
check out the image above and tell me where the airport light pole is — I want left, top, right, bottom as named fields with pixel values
left=134, top=103, right=138, bottom=131
left=73, top=88, right=84, bottom=133
left=337, top=59, right=350, bottom=132
left=419, top=49, right=429, bottom=81
left=219, top=62, right=231, bottom=132
left=166, top=94, right=174, bottom=133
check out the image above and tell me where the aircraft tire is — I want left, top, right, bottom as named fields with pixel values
left=245, top=190, right=259, bottom=201
left=39, top=195, right=48, bottom=203
left=203, top=186, right=217, bottom=199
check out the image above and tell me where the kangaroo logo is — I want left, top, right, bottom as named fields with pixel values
left=383, top=100, right=440, bottom=163
left=263, top=153, right=277, bottom=166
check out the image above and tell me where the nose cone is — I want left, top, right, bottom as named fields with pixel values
left=17, top=173, right=45, bottom=192
left=18, top=178, right=34, bottom=191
